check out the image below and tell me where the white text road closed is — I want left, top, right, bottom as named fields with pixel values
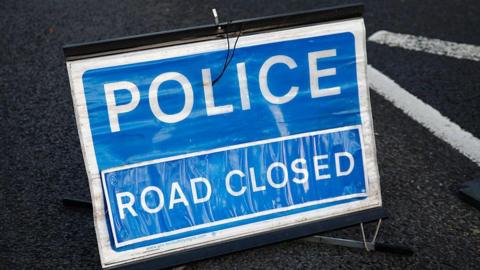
left=103, top=127, right=365, bottom=247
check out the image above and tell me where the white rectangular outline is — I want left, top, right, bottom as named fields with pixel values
left=102, top=125, right=369, bottom=248
left=66, top=18, right=382, bottom=268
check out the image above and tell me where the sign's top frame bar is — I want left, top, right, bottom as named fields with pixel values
left=63, top=3, right=363, bottom=61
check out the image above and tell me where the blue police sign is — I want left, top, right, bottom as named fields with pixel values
left=66, top=16, right=381, bottom=268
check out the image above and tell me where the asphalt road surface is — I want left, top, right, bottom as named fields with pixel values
left=1, top=0, right=479, bottom=269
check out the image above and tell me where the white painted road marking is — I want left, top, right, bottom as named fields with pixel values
left=368, top=65, right=480, bottom=165
left=368, top=30, right=480, bottom=61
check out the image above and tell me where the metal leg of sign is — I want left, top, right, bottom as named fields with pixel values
left=303, top=219, right=413, bottom=256
left=62, top=198, right=92, bottom=209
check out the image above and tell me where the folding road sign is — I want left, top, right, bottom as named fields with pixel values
left=64, top=5, right=383, bottom=269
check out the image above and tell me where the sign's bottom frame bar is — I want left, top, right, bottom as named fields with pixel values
left=113, top=207, right=387, bottom=270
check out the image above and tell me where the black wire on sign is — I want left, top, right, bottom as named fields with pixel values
left=212, top=23, right=243, bottom=85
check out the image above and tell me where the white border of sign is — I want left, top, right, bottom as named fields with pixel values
left=66, top=18, right=381, bottom=268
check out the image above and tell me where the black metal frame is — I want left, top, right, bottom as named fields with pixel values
left=64, top=3, right=363, bottom=60
left=63, top=3, right=389, bottom=269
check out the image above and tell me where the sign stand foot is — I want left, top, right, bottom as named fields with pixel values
left=303, top=219, right=413, bottom=256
